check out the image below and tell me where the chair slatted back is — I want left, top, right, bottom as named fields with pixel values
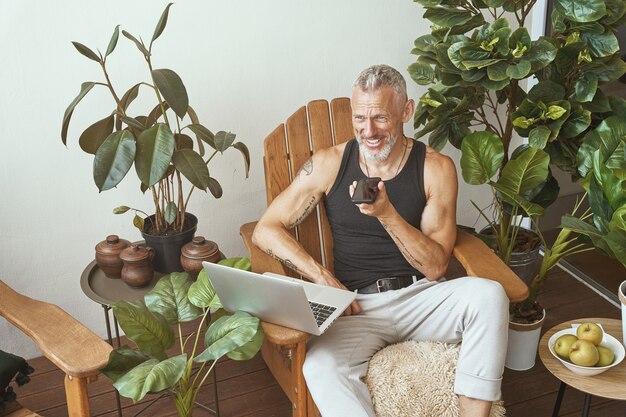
left=263, top=98, right=352, bottom=275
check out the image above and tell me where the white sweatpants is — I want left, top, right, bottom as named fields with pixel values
left=302, top=276, right=509, bottom=417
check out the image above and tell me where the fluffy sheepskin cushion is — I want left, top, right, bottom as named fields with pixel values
left=365, top=341, right=506, bottom=417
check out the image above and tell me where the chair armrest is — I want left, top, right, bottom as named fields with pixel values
left=240, top=221, right=289, bottom=275
left=240, top=221, right=310, bottom=345
left=453, top=229, right=529, bottom=303
left=0, top=281, right=112, bottom=379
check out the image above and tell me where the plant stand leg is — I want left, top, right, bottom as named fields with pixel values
left=582, top=393, right=592, bottom=417
left=103, top=305, right=123, bottom=417
left=552, top=381, right=567, bottom=417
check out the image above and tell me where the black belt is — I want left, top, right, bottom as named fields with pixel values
left=356, top=275, right=420, bottom=294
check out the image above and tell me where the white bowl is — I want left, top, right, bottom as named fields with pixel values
left=548, top=328, right=625, bottom=376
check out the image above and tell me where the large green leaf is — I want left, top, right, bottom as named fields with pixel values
left=460, top=131, right=503, bottom=185
left=135, top=123, right=175, bottom=187
left=144, top=273, right=203, bottom=324
left=152, top=69, right=188, bottom=119
left=578, top=116, right=626, bottom=177
left=172, top=149, right=210, bottom=190
left=554, top=0, right=607, bottom=22
left=602, top=0, right=626, bottom=25
left=609, top=205, right=626, bottom=231
left=586, top=55, right=626, bottom=82
left=604, top=229, right=626, bottom=266
left=592, top=152, right=626, bottom=209
left=101, top=346, right=150, bottom=382
left=560, top=106, right=591, bottom=139
left=214, top=131, right=236, bottom=152
left=575, top=73, right=598, bottom=103
left=227, top=325, right=264, bottom=361
left=524, top=38, right=558, bottom=71
left=79, top=115, right=115, bottom=154
left=506, top=60, right=531, bottom=79
left=152, top=3, right=173, bottom=43
left=582, top=30, right=620, bottom=57
left=188, top=269, right=222, bottom=309
left=423, top=7, right=475, bottom=27
left=487, top=61, right=509, bottom=81
left=61, top=82, right=96, bottom=145
left=408, top=62, right=435, bottom=85
left=208, top=177, right=223, bottom=198
left=187, top=124, right=216, bottom=150
left=112, top=300, right=174, bottom=360
left=490, top=181, right=545, bottom=216
left=527, top=80, right=565, bottom=103
left=195, top=311, right=261, bottom=362
left=113, top=354, right=186, bottom=403
left=94, top=130, right=136, bottom=191
left=497, top=147, right=549, bottom=195
left=528, top=126, right=551, bottom=149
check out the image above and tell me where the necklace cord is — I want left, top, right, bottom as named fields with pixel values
left=364, top=137, right=409, bottom=179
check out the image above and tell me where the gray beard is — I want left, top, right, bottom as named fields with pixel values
left=357, top=134, right=397, bottom=162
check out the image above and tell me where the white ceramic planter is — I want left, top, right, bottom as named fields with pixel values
left=505, top=310, right=546, bottom=371
left=619, top=280, right=626, bottom=348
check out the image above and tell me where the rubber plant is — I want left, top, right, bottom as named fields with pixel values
left=408, top=0, right=626, bottom=267
left=101, top=257, right=263, bottom=417
left=61, top=3, right=250, bottom=235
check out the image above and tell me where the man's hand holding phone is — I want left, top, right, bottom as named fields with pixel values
left=351, top=177, right=381, bottom=204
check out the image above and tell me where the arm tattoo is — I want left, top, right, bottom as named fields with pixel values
left=295, top=157, right=313, bottom=179
left=266, top=249, right=300, bottom=272
left=288, top=196, right=317, bottom=229
left=380, top=222, right=424, bottom=267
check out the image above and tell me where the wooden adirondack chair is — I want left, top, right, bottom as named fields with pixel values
left=240, top=97, right=529, bottom=417
left=0, top=281, right=112, bottom=417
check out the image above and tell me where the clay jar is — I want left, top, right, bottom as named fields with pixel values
left=95, top=235, right=131, bottom=278
left=180, top=236, right=220, bottom=279
left=120, top=245, right=155, bottom=288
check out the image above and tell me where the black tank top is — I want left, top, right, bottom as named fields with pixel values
left=324, top=138, right=427, bottom=291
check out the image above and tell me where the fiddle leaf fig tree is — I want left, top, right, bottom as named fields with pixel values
left=409, top=0, right=626, bottom=264
left=61, top=3, right=250, bottom=235
left=102, top=258, right=263, bottom=417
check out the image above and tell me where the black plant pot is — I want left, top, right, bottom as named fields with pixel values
left=141, top=213, right=198, bottom=273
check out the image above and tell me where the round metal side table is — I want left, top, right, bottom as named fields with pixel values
left=80, top=259, right=221, bottom=417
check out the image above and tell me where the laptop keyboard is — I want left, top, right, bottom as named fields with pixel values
left=308, top=301, right=337, bottom=326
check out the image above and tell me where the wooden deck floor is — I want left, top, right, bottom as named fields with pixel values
left=10, top=262, right=625, bottom=416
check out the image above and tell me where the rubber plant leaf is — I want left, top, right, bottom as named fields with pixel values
left=152, top=3, right=173, bottom=43
left=208, top=177, right=223, bottom=198
left=105, top=25, right=120, bottom=57
left=79, top=115, right=114, bottom=155
left=94, top=130, right=136, bottom=192
left=101, top=345, right=150, bottom=382
left=122, top=30, right=150, bottom=57
left=135, top=123, right=175, bottom=188
left=144, top=273, right=203, bottom=325
left=152, top=68, right=189, bottom=119
left=195, top=311, right=261, bottom=363
left=112, top=300, right=174, bottom=360
left=164, top=202, right=177, bottom=225
left=214, top=131, right=236, bottom=153
left=61, top=81, right=96, bottom=145
left=187, top=124, right=216, bottom=150
left=188, top=268, right=222, bottom=309
left=460, top=131, right=504, bottom=185
left=113, top=354, right=186, bottom=403
left=233, top=142, right=251, bottom=178
left=71, top=41, right=100, bottom=62
left=172, top=149, right=210, bottom=190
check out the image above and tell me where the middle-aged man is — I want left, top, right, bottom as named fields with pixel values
left=252, top=64, right=509, bottom=417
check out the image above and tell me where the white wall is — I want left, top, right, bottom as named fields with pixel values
left=0, top=0, right=493, bottom=358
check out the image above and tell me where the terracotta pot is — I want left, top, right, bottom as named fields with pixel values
left=180, top=236, right=221, bottom=279
left=95, top=235, right=131, bottom=278
left=120, top=245, right=155, bottom=288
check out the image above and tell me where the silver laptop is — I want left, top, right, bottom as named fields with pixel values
left=202, top=261, right=356, bottom=335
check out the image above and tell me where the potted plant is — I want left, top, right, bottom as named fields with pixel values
left=102, top=257, right=264, bottom=417
left=408, top=0, right=626, bottom=368
left=61, top=3, right=250, bottom=272
left=408, top=0, right=626, bottom=305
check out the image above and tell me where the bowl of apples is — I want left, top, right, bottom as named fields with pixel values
left=548, top=322, right=625, bottom=376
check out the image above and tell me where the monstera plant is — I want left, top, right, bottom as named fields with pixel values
left=61, top=3, right=250, bottom=236
left=102, top=258, right=263, bottom=417
left=408, top=0, right=626, bottom=274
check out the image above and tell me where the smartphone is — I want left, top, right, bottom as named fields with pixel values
left=351, top=177, right=381, bottom=204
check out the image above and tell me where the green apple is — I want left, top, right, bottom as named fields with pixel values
left=576, top=322, right=603, bottom=346
left=554, top=334, right=578, bottom=360
left=596, top=346, right=615, bottom=367
left=569, top=340, right=600, bottom=366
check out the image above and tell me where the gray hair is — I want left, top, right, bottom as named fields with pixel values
left=352, top=64, right=407, bottom=101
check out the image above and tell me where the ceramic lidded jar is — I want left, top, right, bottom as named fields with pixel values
left=120, top=244, right=155, bottom=288
left=95, top=235, right=131, bottom=278
left=180, top=236, right=220, bottom=279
